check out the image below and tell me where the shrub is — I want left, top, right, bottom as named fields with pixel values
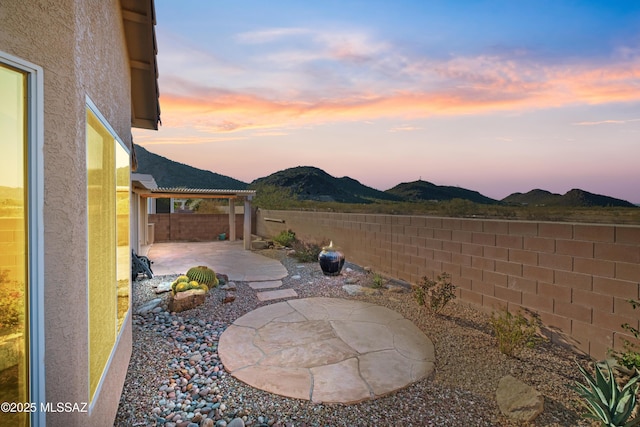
left=572, top=361, right=640, bottom=426
left=613, top=299, right=640, bottom=372
left=413, top=273, right=456, bottom=314
left=0, top=270, right=24, bottom=331
left=291, top=239, right=326, bottom=263
left=371, top=272, right=385, bottom=288
left=273, top=229, right=296, bottom=247
left=489, top=308, right=542, bottom=357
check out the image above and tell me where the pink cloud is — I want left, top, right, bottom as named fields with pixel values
left=156, top=52, right=640, bottom=134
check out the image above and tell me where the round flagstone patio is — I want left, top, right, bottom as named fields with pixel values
left=218, top=297, right=435, bottom=404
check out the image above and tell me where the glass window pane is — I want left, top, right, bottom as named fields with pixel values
left=86, top=109, right=116, bottom=402
left=116, top=143, right=130, bottom=332
left=0, top=63, right=29, bottom=427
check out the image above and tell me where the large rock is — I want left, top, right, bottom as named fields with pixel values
left=168, top=289, right=206, bottom=313
left=135, top=298, right=163, bottom=315
left=496, top=375, right=544, bottom=422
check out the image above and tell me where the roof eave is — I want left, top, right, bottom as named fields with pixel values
left=121, top=0, right=161, bottom=131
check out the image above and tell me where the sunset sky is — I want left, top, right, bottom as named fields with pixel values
left=132, top=1, right=640, bottom=203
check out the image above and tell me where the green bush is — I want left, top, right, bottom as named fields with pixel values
left=489, top=308, right=542, bottom=357
left=572, top=361, right=640, bottom=426
left=273, top=229, right=296, bottom=247
left=371, top=272, right=385, bottom=288
left=291, top=240, right=326, bottom=263
left=413, top=273, right=456, bottom=314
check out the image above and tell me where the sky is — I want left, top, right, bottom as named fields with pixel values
left=132, top=0, right=640, bottom=203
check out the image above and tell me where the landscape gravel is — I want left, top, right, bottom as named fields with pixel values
left=115, top=248, right=596, bottom=427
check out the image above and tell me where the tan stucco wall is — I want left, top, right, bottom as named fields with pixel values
left=1, top=1, right=133, bottom=425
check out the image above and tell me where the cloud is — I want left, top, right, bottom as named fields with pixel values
left=235, top=28, right=312, bottom=44
left=132, top=134, right=247, bottom=146
left=572, top=118, right=640, bottom=126
left=389, top=125, right=423, bottom=132
left=155, top=27, right=640, bottom=135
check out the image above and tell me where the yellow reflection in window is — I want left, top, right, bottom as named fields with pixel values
left=0, top=63, right=29, bottom=426
left=116, top=143, right=130, bottom=332
left=87, top=109, right=116, bottom=402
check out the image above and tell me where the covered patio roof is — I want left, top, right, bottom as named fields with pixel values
left=131, top=174, right=256, bottom=249
left=144, top=187, right=256, bottom=199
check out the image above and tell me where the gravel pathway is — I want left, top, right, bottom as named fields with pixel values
left=115, top=249, right=594, bottom=427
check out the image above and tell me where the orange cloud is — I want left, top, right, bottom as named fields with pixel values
left=155, top=54, right=640, bottom=134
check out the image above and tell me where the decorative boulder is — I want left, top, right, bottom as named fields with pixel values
left=168, top=289, right=206, bottom=313
left=496, top=375, right=544, bottom=422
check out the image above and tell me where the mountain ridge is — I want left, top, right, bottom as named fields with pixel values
left=133, top=144, right=637, bottom=208
left=134, top=144, right=248, bottom=189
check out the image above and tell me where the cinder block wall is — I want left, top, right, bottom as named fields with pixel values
left=149, top=213, right=244, bottom=242
left=257, top=209, right=640, bottom=359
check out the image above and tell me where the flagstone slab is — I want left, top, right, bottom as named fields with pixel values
left=249, top=280, right=283, bottom=290
left=219, top=297, right=435, bottom=404
left=310, top=358, right=372, bottom=403
left=256, top=288, right=298, bottom=301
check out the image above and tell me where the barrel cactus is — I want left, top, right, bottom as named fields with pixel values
left=186, top=266, right=219, bottom=288
left=175, top=282, right=190, bottom=293
left=171, top=275, right=191, bottom=293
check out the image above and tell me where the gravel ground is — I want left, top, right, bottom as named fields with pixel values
left=115, top=248, right=596, bottom=427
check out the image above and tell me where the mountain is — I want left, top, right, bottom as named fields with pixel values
left=385, top=180, right=498, bottom=204
left=251, top=166, right=403, bottom=203
left=134, top=144, right=248, bottom=189
left=0, top=186, right=24, bottom=200
left=502, top=189, right=636, bottom=208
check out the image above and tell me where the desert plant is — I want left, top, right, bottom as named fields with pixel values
left=613, top=299, right=640, bottom=372
left=186, top=266, right=218, bottom=288
left=0, top=270, right=24, bottom=331
left=291, top=239, right=326, bottom=263
left=572, top=361, right=640, bottom=426
left=371, top=272, right=385, bottom=288
left=489, top=308, right=542, bottom=357
left=413, top=273, right=456, bottom=314
left=273, top=229, right=296, bottom=247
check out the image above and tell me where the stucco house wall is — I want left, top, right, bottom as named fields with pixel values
left=1, top=1, right=156, bottom=425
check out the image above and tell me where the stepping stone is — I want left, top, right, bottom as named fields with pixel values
left=256, top=289, right=298, bottom=301
left=249, top=280, right=283, bottom=290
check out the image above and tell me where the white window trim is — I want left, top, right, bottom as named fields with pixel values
left=0, top=50, right=45, bottom=427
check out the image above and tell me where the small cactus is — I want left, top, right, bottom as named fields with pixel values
left=186, top=266, right=219, bottom=288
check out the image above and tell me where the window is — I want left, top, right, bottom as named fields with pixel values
left=0, top=59, right=29, bottom=427
left=0, top=52, right=43, bottom=427
left=86, top=104, right=130, bottom=403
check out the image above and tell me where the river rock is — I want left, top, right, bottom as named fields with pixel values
left=223, top=291, right=236, bottom=303
left=155, top=281, right=173, bottom=294
left=496, top=375, right=544, bottom=422
left=136, top=298, right=163, bottom=315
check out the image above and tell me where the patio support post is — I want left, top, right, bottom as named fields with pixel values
left=228, top=198, right=236, bottom=241
left=243, top=196, right=252, bottom=250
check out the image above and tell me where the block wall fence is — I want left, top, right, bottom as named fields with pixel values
left=256, top=209, right=640, bottom=359
left=149, top=213, right=245, bottom=242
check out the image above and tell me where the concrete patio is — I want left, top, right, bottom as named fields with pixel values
left=146, top=241, right=288, bottom=281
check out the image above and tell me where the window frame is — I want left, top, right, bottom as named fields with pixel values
left=0, top=50, right=45, bottom=427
